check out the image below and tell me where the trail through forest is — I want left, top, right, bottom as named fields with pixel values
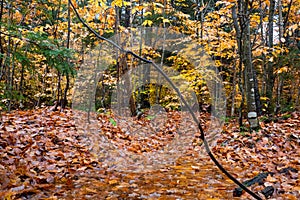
left=0, top=108, right=299, bottom=199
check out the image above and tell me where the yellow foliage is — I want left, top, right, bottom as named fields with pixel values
left=215, top=60, right=222, bottom=67
left=112, top=0, right=123, bottom=7
left=143, top=11, right=152, bottom=17
left=162, top=18, right=171, bottom=24
left=132, top=5, right=144, bottom=14
left=142, top=20, right=153, bottom=27
left=277, top=66, right=288, bottom=74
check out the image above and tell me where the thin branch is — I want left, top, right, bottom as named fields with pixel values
left=69, top=1, right=262, bottom=199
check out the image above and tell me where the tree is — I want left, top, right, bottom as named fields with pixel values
left=232, top=0, right=261, bottom=129
left=0, top=0, right=299, bottom=116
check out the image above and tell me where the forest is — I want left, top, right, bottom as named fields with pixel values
left=0, top=0, right=299, bottom=199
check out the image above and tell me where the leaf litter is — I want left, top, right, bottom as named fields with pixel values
left=0, top=108, right=299, bottom=199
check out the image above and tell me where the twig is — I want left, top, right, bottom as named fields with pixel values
left=69, top=1, right=262, bottom=199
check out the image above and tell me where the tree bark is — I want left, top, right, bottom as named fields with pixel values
left=62, top=0, right=71, bottom=109
left=265, top=0, right=275, bottom=113
left=232, top=1, right=260, bottom=129
left=0, top=0, right=4, bottom=81
left=230, top=60, right=237, bottom=117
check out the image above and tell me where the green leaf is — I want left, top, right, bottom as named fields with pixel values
left=109, top=118, right=117, bottom=126
left=146, top=115, right=155, bottom=120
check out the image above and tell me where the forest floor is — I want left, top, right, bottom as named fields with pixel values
left=0, top=108, right=299, bottom=200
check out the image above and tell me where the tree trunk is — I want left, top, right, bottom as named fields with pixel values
left=273, top=0, right=284, bottom=114
left=62, top=0, right=71, bottom=109
left=243, top=20, right=259, bottom=129
left=265, top=0, right=275, bottom=113
left=230, top=60, right=237, bottom=117
left=232, top=4, right=244, bottom=126
left=0, top=0, right=4, bottom=80
left=53, top=71, right=61, bottom=111
left=124, top=2, right=130, bottom=27
left=232, top=1, right=260, bottom=129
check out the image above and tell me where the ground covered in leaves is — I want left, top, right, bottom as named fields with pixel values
left=0, top=108, right=299, bottom=199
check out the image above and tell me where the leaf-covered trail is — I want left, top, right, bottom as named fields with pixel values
left=0, top=108, right=299, bottom=199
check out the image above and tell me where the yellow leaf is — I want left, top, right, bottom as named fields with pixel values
left=112, top=0, right=122, bottom=7
left=123, top=1, right=131, bottom=6
left=163, top=18, right=170, bottom=23
left=142, top=20, right=153, bottom=27
left=277, top=66, right=288, bottom=74
left=215, top=60, right=222, bottom=66
left=154, top=2, right=164, bottom=8
left=269, top=56, right=274, bottom=62
left=215, top=1, right=229, bottom=6
left=143, top=11, right=152, bottom=17
left=39, top=26, right=44, bottom=33
left=105, top=29, right=114, bottom=34
left=132, top=5, right=144, bottom=14
left=260, top=97, right=269, bottom=101
left=109, top=179, right=118, bottom=185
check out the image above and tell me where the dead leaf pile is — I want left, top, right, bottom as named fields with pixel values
left=214, top=112, right=300, bottom=199
left=0, top=108, right=299, bottom=199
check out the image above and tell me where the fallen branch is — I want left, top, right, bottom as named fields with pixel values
left=233, top=167, right=298, bottom=198
left=233, top=172, right=273, bottom=197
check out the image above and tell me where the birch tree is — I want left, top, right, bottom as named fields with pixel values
left=232, top=0, right=260, bottom=129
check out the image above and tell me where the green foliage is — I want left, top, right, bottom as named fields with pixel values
left=109, top=117, right=117, bottom=126
left=26, top=31, right=76, bottom=76
left=281, top=113, right=292, bottom=120
left=146, top=115, right=155, bottom=120
left=1, top=0, right=299, bottom=114
left=281, top=105, right=295, bottom=113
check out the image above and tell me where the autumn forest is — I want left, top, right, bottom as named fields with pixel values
left=0, top=0, right=299, bottom=199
